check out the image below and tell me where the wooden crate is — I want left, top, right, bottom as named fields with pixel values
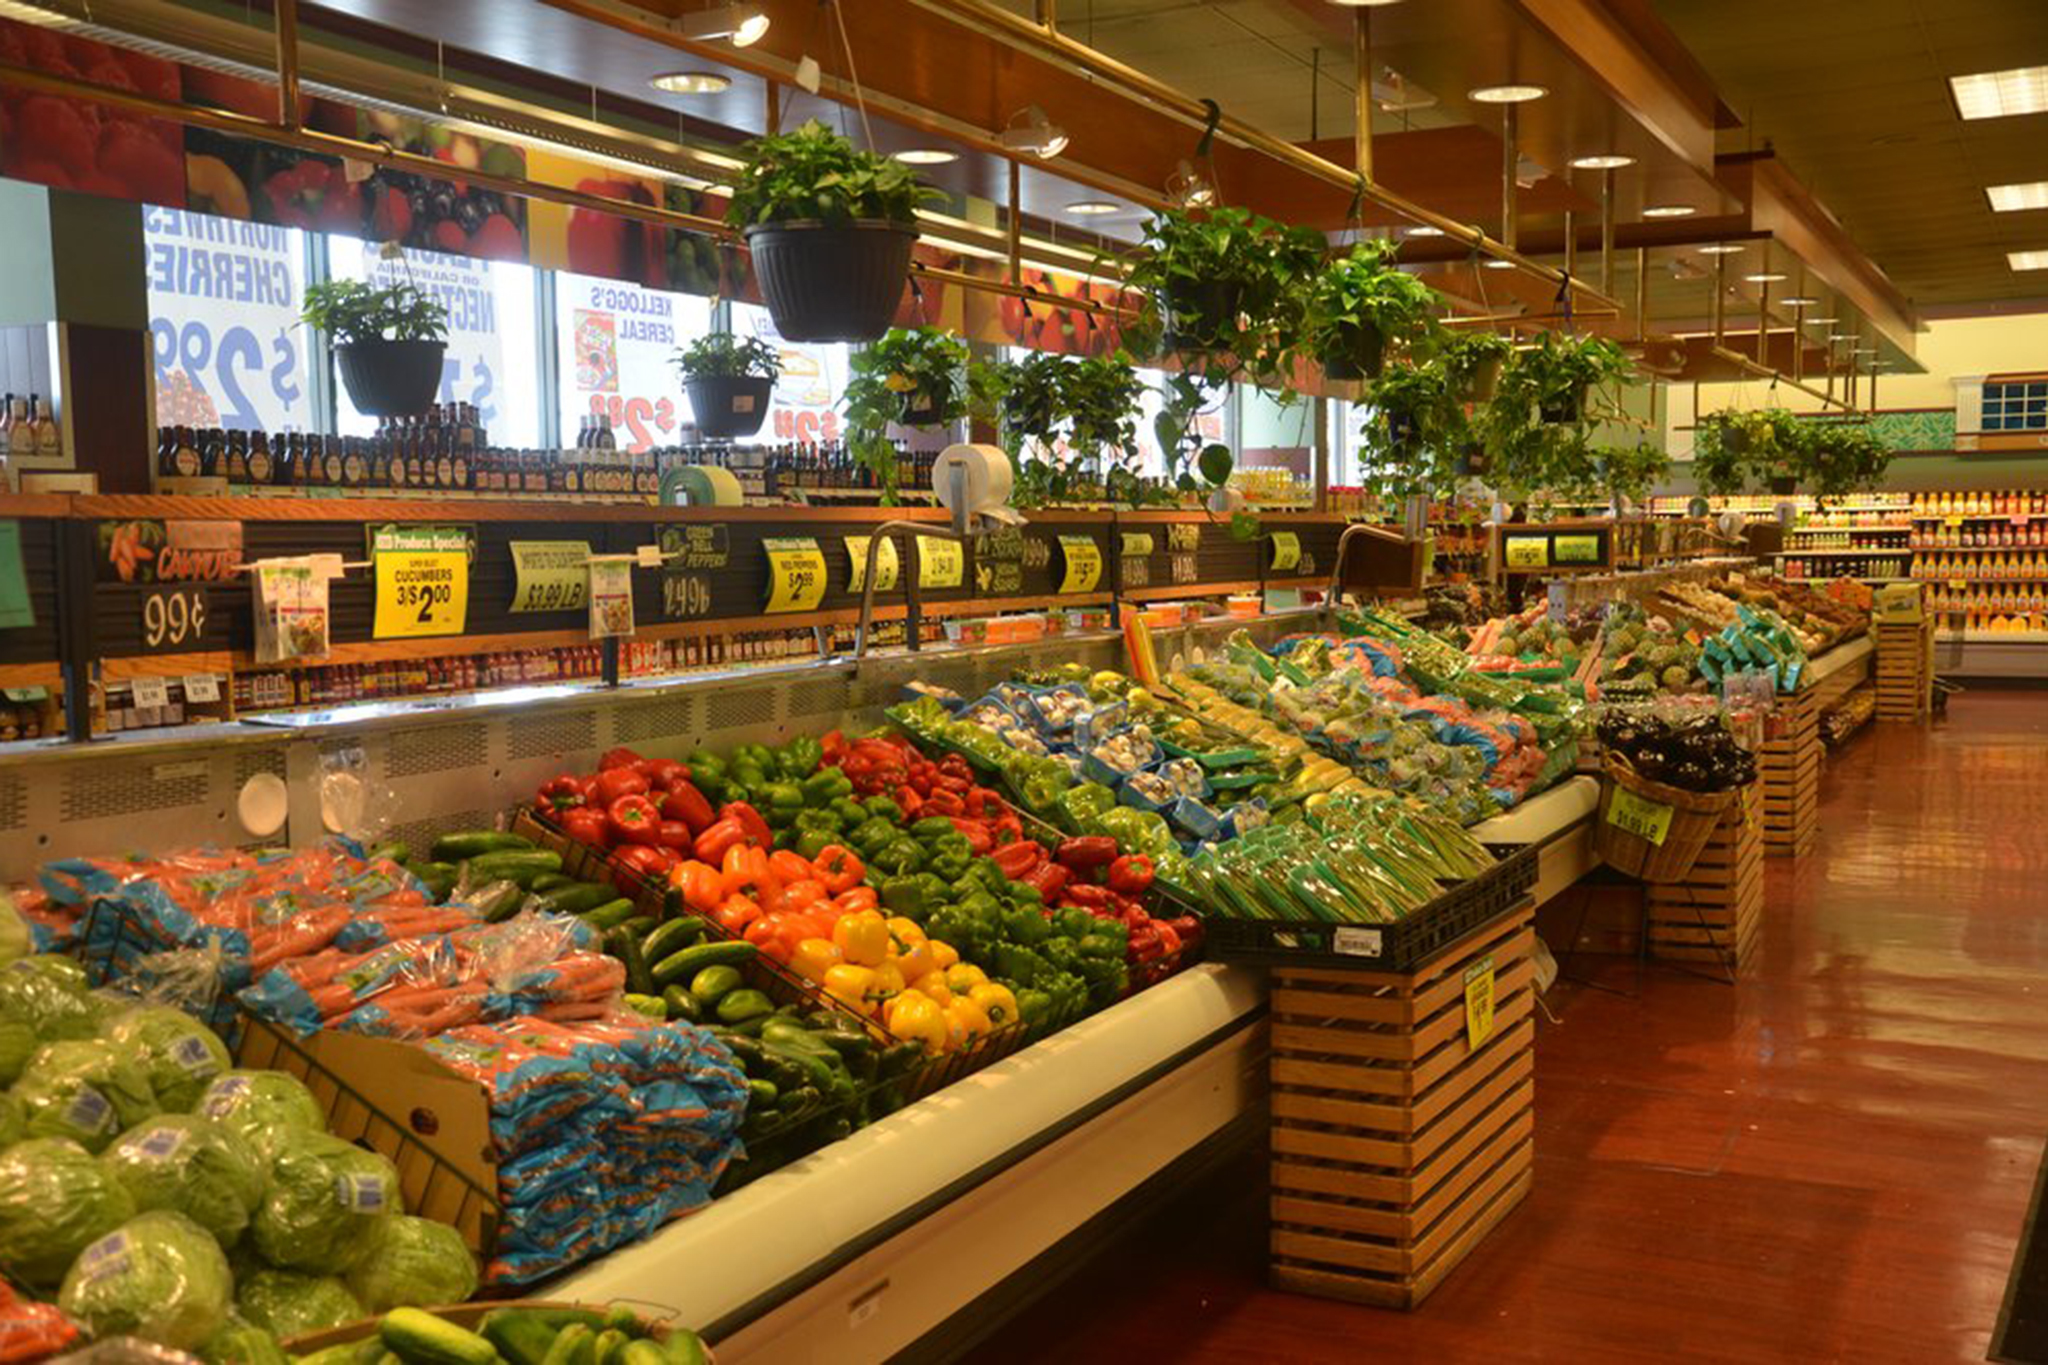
left=1758, top=688, right=1821, bottom=857
left=1647, top=782, right=1764, bottom=965
left=1269, top=908, right=1535, bottom=1310
left=1874, top=620, right=1934, bottom=722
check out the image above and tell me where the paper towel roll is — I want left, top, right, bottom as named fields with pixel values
left=672, top=465, right=744, bottom=507
left=932, top=444, right=1014, bottom=516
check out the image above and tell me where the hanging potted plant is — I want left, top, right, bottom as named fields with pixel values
left=672, top=333, right=781, bottom=441
left=842, top=326, right=969, bottom=495
left=1354, top=361, right=1462, bottom=507
left=300, top=280, right=449, bottom=417
left=1693, top=408, right=1803, bottom=495
left=1496, top=332, right=1633, bottom=426
left=1303, top=240, right=1440, bottom=381
left=1121, top=206, right=1324, bottom=384
left=1441, top=330, right=1513, bottom=403
left=1800, top=421, right=1892, bottom=503
left=725, top=119, right=940, bottom=343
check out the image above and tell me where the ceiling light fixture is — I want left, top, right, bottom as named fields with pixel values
left=1000, top=105, right=1068, bottom=159
left=1780, top=296, right=1820, bottom=306
left=2011, top=250, right=2048, bottom=271
left=1697, top=243, right=1745, bottom=255
left=1063, top=200, right=1120, bottom=216
left=1469, top=84, right=1547, bottom=104
left=1167, top=159, right=1214, bottom=209
left=1988, top=181, right=2048, bottom=212
left=1829, top=333, right=1855, bottom=342
left=648, top=72, right=731, bottom=94
left=1950, top=66, right=2048, bottom=121
left=679, top=4, right=769, bottom=47
left=893, top=149, right=958, bottom=165
left=1404, top=225, right=1445, bottom=238
left=1328, top=0, right=1403, bottom=6
left=1641, top=204, right=1696, bottom=219
left=1568, top=154, right=1635, bottom=171
left=1481, top=259, right=1517, bottom=270
left=1804, top=317, right=1838, bottom=325
left=1744, top=273, right=1788, bottom=283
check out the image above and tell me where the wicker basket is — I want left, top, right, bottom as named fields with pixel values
left=1595, top=753, right=1740, bottom=883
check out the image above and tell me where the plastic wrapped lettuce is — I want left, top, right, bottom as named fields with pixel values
left=0, top=1137, right=136, bottom=1285
left=197, top=1071, right=325, bottom=1161
left=103, top=1007, right=232, bottom=1112
left=344, top=1214, right=477, bottom=1313
left=250, top=1132, right=399, bottom=1272
left=57, top=1210, right=233, bottom=1351
left=234, top=1268, right=363, bottom=1339
left=0, top=956, right=99, bottom=1078
left=0, top=889, right=32, bottom=966
left=0, top=1092, right=24, bottom=1147
left=201, top=1313, right=292, bottom=1365
left=103, top=1115, right=266, bottom=1250
left=14, top=1039, right=160, bottom=1152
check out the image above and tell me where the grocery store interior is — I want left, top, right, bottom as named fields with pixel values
left=0, top=0, right=2043, bottom=1361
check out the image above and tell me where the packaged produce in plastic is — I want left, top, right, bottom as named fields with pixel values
left=101, top=1006, right=232, bottom=1112
left=197, top=1071, right=325, bottom=1160
left=343, top=1214, right=479, bottom=1312
left=233, top=1268, right=364, bottom=1339
left=57, top=1210, right=234, bottom=1351
left=0, top=1137, right=137, bottom=1285
left=102, top=1114, right=265, bottom=1250
left=249, top=1132, right=399, bottom=1272
left=14, top=1039, right=160, bottom=1151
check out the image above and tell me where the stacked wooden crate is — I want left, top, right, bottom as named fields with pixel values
left=1759, top=687, right=1821, bottom=856
left=1875, top=620, right=1935, bottom=722
left=1647, top=781, right=1764, bottom=966
left=1269, top=908, right=1535, bottom=1310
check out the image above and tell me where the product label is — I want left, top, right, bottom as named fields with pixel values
left=508, top=541, right=592, bottom=614
left=844, top=536, right=901, bottom=595
left=762, top=537, right=827, bottom=614
left=1607, top=786, right=1676, bottom=846
left=169, top=1033, right=220, bottom=1077
left=200, top=1075, right=250, bottom=1118
left=74, top=1232, right=132, bottom=1285
left=371, top=525, right=471, bottom=639
left=336, top=1172, right=388, bottom=1214
left=181, top=673, right=221, bottom=703
left=1058, top=535, right=1103, bottom=594
left=65, top=1086, right=114, bottom=1135
left=1270, top=531, right=1302, bottom=573
left=1332, top=925, right=1384, bottom=958
left=127, top=1124, right=190, bottom=1163
left=916, top=536, right=964, bottom=590
left=130, top=676, right=169, bottom=710
left=1463, top=956, right=1496, bottom=1048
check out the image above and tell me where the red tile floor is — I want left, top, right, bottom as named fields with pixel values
left=977, top=690, right=2048, bottom=1363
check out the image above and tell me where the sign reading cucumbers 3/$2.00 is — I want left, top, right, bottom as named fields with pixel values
left=915, top=536, right=963, bottom=590
left=844, top=536, right=901, bottom=595
left=763, top=537, right=827, bottom=614
left=508, top=541, right=591, bottom=613
left=1058, top=535, right=1103, bottom=594
left=371, top=525, right=471, bottom=639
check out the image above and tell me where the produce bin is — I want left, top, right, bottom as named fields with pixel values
left=1593, top=753, right=1739, bottom=882
left=1645, top=780, right=1764, bottom=967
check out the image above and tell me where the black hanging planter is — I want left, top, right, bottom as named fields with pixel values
left=1321, top=321, right=1388, bottom=382
left=1161, top=279, right=1245, bottom=353
left=1386, top=410, right=1421, bottom=452
left=1769, top=474, right=1798, bottom=495
left=1455, top=448, right=1490, bottom=478
left=685, top=375, right=775, bottom=441
left=1537, top=382, right=1590, bottom=425
left=1460, top=354, right=1505, bottom=403
left=744, top=219, right=917, bottom=344
left=335, top=340, right=445, bottom=417
left=900, top=392, right=948, bottom=427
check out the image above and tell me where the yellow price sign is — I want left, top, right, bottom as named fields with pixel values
left=916, top=536, right=964, bottom=589
left=1058, top=535, right=1103, bottom=594
left=1463, top=956, right=1496, bottom=1049
left=1944, top=515, right=1964, bottom=527
left=508, top=541, right=591, bottom=614
left=1504, top=535, right=1550, bottom=571
left=1607, top=786, right=1675, bottom=846
left=844, top=536, right=901, bottom=595
left=762, top=537, right=827, bottom=614
left=1270, top=530, right=1302, bottom=573
left=1120, top=532, right=1156, bottom=559
left=372, top=525, right=469, bottom=639
left=1554, top=534, right=1601, bottom=565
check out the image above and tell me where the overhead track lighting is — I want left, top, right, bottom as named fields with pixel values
left=679, top=4, right=769, bottom=47
left=1480, top=259, right=1517, bottom=270
left=894, top=149, right=958, bottom=165
left=1697, top=244, right=1745, bottom=255
left=1804, top=317, right=1838, bottom=325
left=1744, top=273, right=1788, bottom=283
left=1063, top=200, right=1120, bottom=216
left=1404, top=225, right=1445, bottom=237
left=1641, top=204, right=1696, bottom=219
left=1780, top=296, right=1820, bottom=306
left=1000, top=105, right=1068, bottom=159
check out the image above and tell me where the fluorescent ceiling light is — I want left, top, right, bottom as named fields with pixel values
left=1329, top=0, right=1402, bottom=6
left=1642, top=204, right=1696, bottom=219
left=680, top=4, right=769, bottom=47
left=649, top=71, right=730, bottom=94
left=893, top=149, right=957, bottom=165
left=1469, top=84, right=1547, bottom=104
left=1804, top=317, right=1838, bottom=325
left=1063, top=200, right=1120, bottom=216
left=1780, top=296, right=1820, bottom=306
left=1744, top=273, right=1787, bottom=283
left=1950, top=66, right=2048, bottom=120
left=1988, top=181, right=2048, bottom=212
left=2011, top=250, right=2048, bottom=271
left=1828, top=333, right=1856, bottom=341
left=1697, top=243, right=1745, bottom=255
left=1405, top=225, right=1445, bottom=237
left=1569, top=154, right=1635, bottom=170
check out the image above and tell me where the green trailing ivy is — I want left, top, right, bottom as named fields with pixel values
left=1439, top=330, right=1513, bottom=401
left=1353, top=359, right=1466, bottom=504
left=988, top=350, right=1149, bottom=508
left=841, top=327, right=969, bottom=498
left=299, top=280, right=447, bottom=345
left=1693, top=408, right=1890, bottom=502
left=1481, top=333, right=1635, bottom=496
left=670, top=332, right=780, bottom=381
left=724, top=119, right=941, bottom=228
left=1120, top=206, right=1326, bottom=386
left=1303, top=239, right=1441, bottom=377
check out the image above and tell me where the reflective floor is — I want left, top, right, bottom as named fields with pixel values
left=979, top=690, right=2048, bottom=1363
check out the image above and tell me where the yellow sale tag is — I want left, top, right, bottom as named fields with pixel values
left=372, top=526, right=469, bottom=638
left=1945, top=515, right=1964, bottom=527
left=508, top=541, right=591, bottom=614
left=1554, top=534, right=1601, bottom=565
left=916, top=536, right=963, bottom=589
left=844, top=536, right=901, bottom=595
left=1607, top=786, right=1675, bottom=846
left=1270, top=531, right=1302, bottom=572
left=1058, top=535, right=1103, bottom=594
left=763, top=537, right=827, bottom=614
left=1463, top=956, right=1496, bottom=1049
left=1120, top=532, right=1155, bottom=559
left=1504, top=535, right=1550, bottom=570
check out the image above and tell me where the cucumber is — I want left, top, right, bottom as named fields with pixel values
left=404, top=860, right=459, bottom=902
left=593, top=1329, right=630, bottom=1365
left=619, top=1342, right=669, bottom=1365
left=464, top=849, right=564, bottom=886
left=380, top=1306, right=498, bottom=1365
left=623, top=993, right=667, bottom=1018
left=602, top=1305, right=644, bottom=1337
left=746, top=1076, right=779, bottom=1107
left=618, top=915, right=657, bottom=941
left=689, top=964, right=742, bottom=1005
left=367, top=840, right=411, bottom=865
left=520, top=1309, right=608, bottom=1333
left=481, top=1310, right=561, bottom=1365
left=661, top=1329, right=711, bottom=1365
left=535, top=882, right=620, bottom=915
left=662, top=984, right=702, bottom=1023
left=540, top=1324, right=593, bottom=1365
left=640, top=916, right=707, bottom=964
left=470, top=881, right=526, bottom=923
left=580, top=898, right=639, bottom=931
left=610, top=926, right=657, bottom=995
left=432, top=830, right=535, bottom=862
left=294, top=1345, right=384, bottom=1365
left=716, top=988, right=774, bottom=1025
left=531, top=871, right=577, bottom=893
left=651, top=939, right=757, bottom=987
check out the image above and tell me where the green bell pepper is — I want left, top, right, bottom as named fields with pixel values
left=1055, top=906, right=1096, bottom=941
left=776, top=737, right=824, bottom=780
left=1002, top=904, right=1050, bottom=946
left=881, top=876, right=927, bottom=916
left=870, top=839, right=926, bottom=876
left=915, top=872, right=950, bottom=905
left=928, top=844, right=973, bottom=883
left=794, top=828, right=838, bottom=861
left=801, top=766, right=852, bottom=806
left=760, top=782, right=805, bottom=827
left=1077, top=931, right=1125, bottom=960
left=793, top=807, right=843, bottom=835
left=1004, top=880, right=1043, bottom=906
left=1040, top=934, right=1081, bottom=972
left=863, top=795, right=904, bottom=824
left=830, top=797, right=871, bottom=828
left=994, top=942, right=1045, bottom=986
left=909, top=816, right=959, bottom=845
left=732, top=743, right=774, bottom=772
left=1058, top=782, right=1117, bottom=830
left=729, top=758, right=769, bottom=794
left=686, top=750, right=729, bottom=803
left=850, top=817, right=901, bottom=856
left=1014, top=986, right=1053, bottom=1029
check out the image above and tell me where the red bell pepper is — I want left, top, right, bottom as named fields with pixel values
left=1127, top=922, right=1165, bottom=964
left=599, top=746, right=645, bottom=771
left=822, top=730, right=850, bottom=766
left=1061, top=881, right=1112, bottom=909
left=812, top=845, right=864, bottom=895
left=767, top=849, right=815, bottom=885
left=608, top=794, right=662, bottom=845
left=640, top=758, right=690, bottom=791
left=991, top=812, right=1023, bottom=846
left=592, top=767, right=650, bottom=805
left=719, top=801, right=772, bottom=850
left=990, top=840, right=1047, bottom=879
left=655, top=820, right=695, bottom=851
left=1107, top=854, right=1155, bottom=896
left=896, top=785, right=925, bottom=820
left=615, top=843, right=675, bottom=878
left=1023, top=861, right=1070, bottom=902
left=535, top=776, right=587, bottom=813
left=692, top=818, right=749, bottom=865
left=1166, top=915, right=1204, bottom=947
left=925, top=789, right=966, bottom=818
left=949, top=818, right=994, bottom=854
left=661, top=781, right=716, bottom=835
left=559, top=806, right=609, bottom=847
left=1055, top=836, right=1119, bottom=870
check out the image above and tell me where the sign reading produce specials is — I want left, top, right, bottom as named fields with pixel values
left=1607, top=787, right=1675, bottom=846
left=370, top=525, right=471, bottom=639
left=1503, top=535, right=1550, bottom=571
left=508, top=541, right=592, bottom=614
left=1269, top=531, right=1302, bottom=573
left=915, top=536, right=963, bottom=590
left=762, top=537, right=827, bottom=614
left=1057, top=535, right=1103, bottom=594
left=844, top=536, right=901, bottom=595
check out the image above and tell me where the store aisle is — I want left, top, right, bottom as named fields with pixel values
left=971, top=690, right=2048, bottom=1364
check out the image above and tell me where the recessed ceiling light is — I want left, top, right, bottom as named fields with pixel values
left=1642, top=204, right=1696, bottom=219
left=1988, top=181, right=2048, bottom=212
left=893, top=149, right=957, bottom=165
left=1744, top=273, right=1788, bottom=283
left=1480, top=258, right=1517, bottom=270
left=1804, top=316, right=1838, bottom=325
left=1829, top=333, right=1855, bottom=341
left=1469, top=84, right=1547, bottom=104
left=1405, top=225, right=1445, bottom=237
left=1780, top=296, right=1820, bottom=306
left=680, top=4, right=769, bottom=47
left=2011, top=250, right=2048, bottom=271
left=1063, top=200, right=1120, bottom=216
left=1950, top=66, right=2048, bottom=121
left=1328, top=0, right=1403, bottom=6
left=1697, top=243, right=1745, bottom=255
left=1568, top=154, right=1635, bottom=171
left=649, top=71, right=731, bottom=94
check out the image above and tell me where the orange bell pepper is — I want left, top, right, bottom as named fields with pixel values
left=714, top=894, right=762, bottom=933
left=927, top=939, right=960, bottom=973
left=669, top=860, right=724, bottom=914
left=911, top=971, right=952, bottom=1006
left=811, top=844, right=864, bottom=895
left=831, top=886, right=879, bottom=915
left=823, top=964, right=878, bottom=1014
left=833, top=909, right=891, bottom=967
left=768, top=879, right=828, bottom=916
left=894, top=938, right=935, bottom=986
left=768, top=850, right=815, bottom=885
left=869, top=960, right=906, bottom=1002
left=883, top=989, right=949, bottom=1052
left=720, top=844, right=776, bottom=899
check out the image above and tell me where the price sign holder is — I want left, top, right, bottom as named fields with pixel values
left=763, top=538, right=828, bottom=614
left=1554, top=534, right=1601, bottom=565
left=915, top=536, right=963, bottom=590
left=1058, top=535, right=1103, bottom=594
left=130, top=675, right=169, bottom=710
left=508, top=541, right=592, bottom=614
left=181, top=674, right=221, bottom=704
left=1503, top=535, right=1550, bottom=571
left=1270, top=531, right=1302, bottom=573
left=1120, top=532, right=1156, bottom=560
left=1607, top=787, right=1675, bottom=846
left=1463, top=956, right=1496, bottom=1048
left=588, top=560, right=636, bottom=639
left=370, top=526, right=470, bottom=639
left=845, top=536, right=901, bottom=595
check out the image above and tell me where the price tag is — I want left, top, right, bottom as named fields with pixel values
left=587, top=560, right=635, bottom=638
left=661, top=573, right=713, bottom=619
left=763, top=537, right=827, bottom=614
left=138, top=587, right=209, bottom=653
left=1270, top=531, right=1302, bottom=573
left=1170, top=553, right=1199, bottom=585
left=181, top=674, right=220, bottom=703
left=130, top=676, right=168, bottom=710
left=371, top=526, right=470, bottom=639
left=1948, top=579, right=1967, bottom=591
left=1167, top=522, right=1201, bottom=553
left=1120, top=532, right=1155, bottom=559
left=915, top=536, right=963, bottom=590
left=1607, top=786, right=1675, bottom=846
left=845, top=536, right=901, bottom=595
left=1504, top=536, right=1550, bottom=570
left=508, top=541, right=591, bottom=614
left=1554, top=534, right=1601, bottom=565
left=1945, top=515, right=1965, bottom=527
left=1463, top=956, right=1496, bottom=1048
left=1058, top=535, right=1103, bottom=594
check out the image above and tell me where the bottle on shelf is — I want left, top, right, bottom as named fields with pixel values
left=31, top=396, right=58, bottom=460
left=5, top=395, right=31, bottom=464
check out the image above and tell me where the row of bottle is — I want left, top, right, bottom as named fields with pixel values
left=1913, top=552, right=2048, bottom=581
left=0, top=393, right=60, bottom=462
left=1788, top=531, right=1907, bottom=550
left=1777, top=554, right=1910, bottom=581
left=236, top=646, right=605, bottom=712
left=1929, top=584, right=2048, bottom=629
left=1913, top=521, right=2048, bottom=549
left=1796, top=509, right=1913, bottom=529
left=1912, top=491, right=2048, bottom=517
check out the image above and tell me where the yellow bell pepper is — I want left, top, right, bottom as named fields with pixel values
left=911, top=972, right=953, bottom=1006
left=870, top=960, right=906, bottom=1003
left=790, top=937, right=843, bottom=982
left=895, top=938, right=936, bottom=985
left=946, top=994, right=991, bottom=1041
left=944, top=962, right=989, bottom=995
left=886, top=915, right=926, bottom=947
left=969, top=981, right=1018, bottom=1028
left=833, top=909, right=891, bottom=967
left=927, top=939, right=960, bottom=972
left=884, top=989, right=949, bottom=1052
left=823, top=964, right=877, bottom=1013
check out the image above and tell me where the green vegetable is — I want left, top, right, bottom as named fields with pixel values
left=201, top=1313, right=292, bottom=1365
left=746, top=1077, right=779, bottom=1107
left=198, top=1070, right=325, bottom=1161
left=464, top=849, right=565, bottom=888
left=0, top=1137, right=135, bottom=1285
left=430, top=830, right=534, bottom=862
left=542, top=1322, right=595, bottom=1365
left=381, top=1305, right=498, bottom=1365
left=235, top=1267, right=363, bottom=1338
left=534, top=882, right=619, bottom=916
left=467, top=881, right=527, bottom=924
left=640, top=917, right=707, bottom=964
left=608, top=926, right=657, bottom=995
left=104, top=1114, right=264, bottom=1249
left=775, top=737, right=824, bottom=779
left=366, top=840, right=412, bottom=865
left=620, top=1341, right=670, bottom=1365
left=651, top=940, right=756, bottom=987
left=758, top=783, right=805, bottom=826
left=250, top=1131, right=398, bottom=1272
left=345, top=1214, right=479, bottom=1313
left=595, top=1329, right=631, bottom=1365
left=103, top=1005, right=232, bottom=1111
left=684, top=750, right=728, bottom=801
left=662, top=1328, right=711, bottom=1365
left=579, top=899, right=639, bottom=931
left=869, top=840, right=925, bottom=876
left=530, top=872, right=576, bottom=893
left=482, top=1310, right=561, bottom=1365
left=16, top=1038, right=159, bottom=1151
left=690, top=965, right=742, bottom=1005
left=59, top=1210, right=233, bottom=1351
left=716, top=989, right=775, bottom=1025
left=403, top=862, right=459, bottom=902
left=661, top=985, right=702, bottom=1023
